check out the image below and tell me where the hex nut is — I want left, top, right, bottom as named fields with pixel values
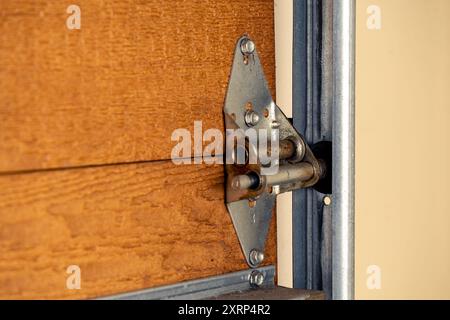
left=240, top=39, right=255, bottom=55
left=249, top=270, right=265, bottom=287
left=245, top=110, right=260, bottom=127
left=249, top=249, right=264, bottom=267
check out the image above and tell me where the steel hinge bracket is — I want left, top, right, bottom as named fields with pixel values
left=223, top=36, right=327, bottom=268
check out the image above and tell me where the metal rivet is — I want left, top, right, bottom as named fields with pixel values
left=271, top=120, right=280, bottom=129
left=240, top=38, right=255, bottom=55
left=271, top=185, right=280, bottom=195
left=323, top=196, right=332, bottom=206
left=249, top=270, right=265, bottom=287
left=245, top=110, right=260, bottom=127
left=249, top=249, right=264, bottom=267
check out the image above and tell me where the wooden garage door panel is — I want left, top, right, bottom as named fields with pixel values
left=0, top=161, right=276, bottom=299
left=0, top=0, right=275, bottom=172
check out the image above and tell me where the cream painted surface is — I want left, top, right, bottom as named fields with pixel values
left=275, top=0, right=293, bottom=288
left=356, top=0, right=450, bottom=299
left=274, top=0, right=293, bottom=119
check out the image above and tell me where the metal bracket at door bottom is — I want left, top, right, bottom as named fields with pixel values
left=223, top=36, right=329, bottom=268
left=100, top=266, right=275, bottom=300
left=100, top=265, right=324, bottom=300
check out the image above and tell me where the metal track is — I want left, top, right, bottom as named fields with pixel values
left=293, top=0, right=355, bottom=300
left=332, top=0, right=356, bottom=300
left=99, top=266, right=275, bottom=300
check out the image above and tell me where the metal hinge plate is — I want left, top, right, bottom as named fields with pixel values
left=223, top=36, right=324, bottom=268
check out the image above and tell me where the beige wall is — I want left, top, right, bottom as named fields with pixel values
left=356, top=0, right=450, bottom=299
left=275, top=0, right=294, bottom=288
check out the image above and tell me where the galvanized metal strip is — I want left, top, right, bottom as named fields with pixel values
left=293, top=0, right=342, bottom=301
left=293, top=0, right=327, bottom=292
left=332, top=0, right=356, bottom=300
left=99, top=266, right=275, bottom=300
left=292, top=0, right=309, bottom=290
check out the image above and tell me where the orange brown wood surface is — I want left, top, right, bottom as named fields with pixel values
left=0, top=0, right=275, bottom=172
left=0, top=0, right=276, bottom=299
left=0, top=161, right=276, bottom=299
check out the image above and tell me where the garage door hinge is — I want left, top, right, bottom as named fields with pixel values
left=223, top=36, right=331, bottom=268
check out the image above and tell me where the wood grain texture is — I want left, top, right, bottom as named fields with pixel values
left=0, top=0, right=275, bottom=172
left=0, top=0, right=277, bottom=299
left=0, top=161, right=276, bottom=299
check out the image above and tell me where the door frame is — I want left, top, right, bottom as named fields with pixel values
left=276, top=0, right=355, bottom=300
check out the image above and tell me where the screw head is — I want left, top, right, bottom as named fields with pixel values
left=249, top=249, right=264, bottom=267
left=249, top=270, right=265, bottom=287
left=240, top=39, right=255, bottom=55
left=244, top=110, right=260, bottom=127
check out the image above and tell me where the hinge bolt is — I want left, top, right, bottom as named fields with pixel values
left=244, top=110, right=260, bottom=127
left=249, top=249, right=264, bottom=267
left=249, top=270, right=265, bottom=287
left=240, top=38, right=255, bottom=55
